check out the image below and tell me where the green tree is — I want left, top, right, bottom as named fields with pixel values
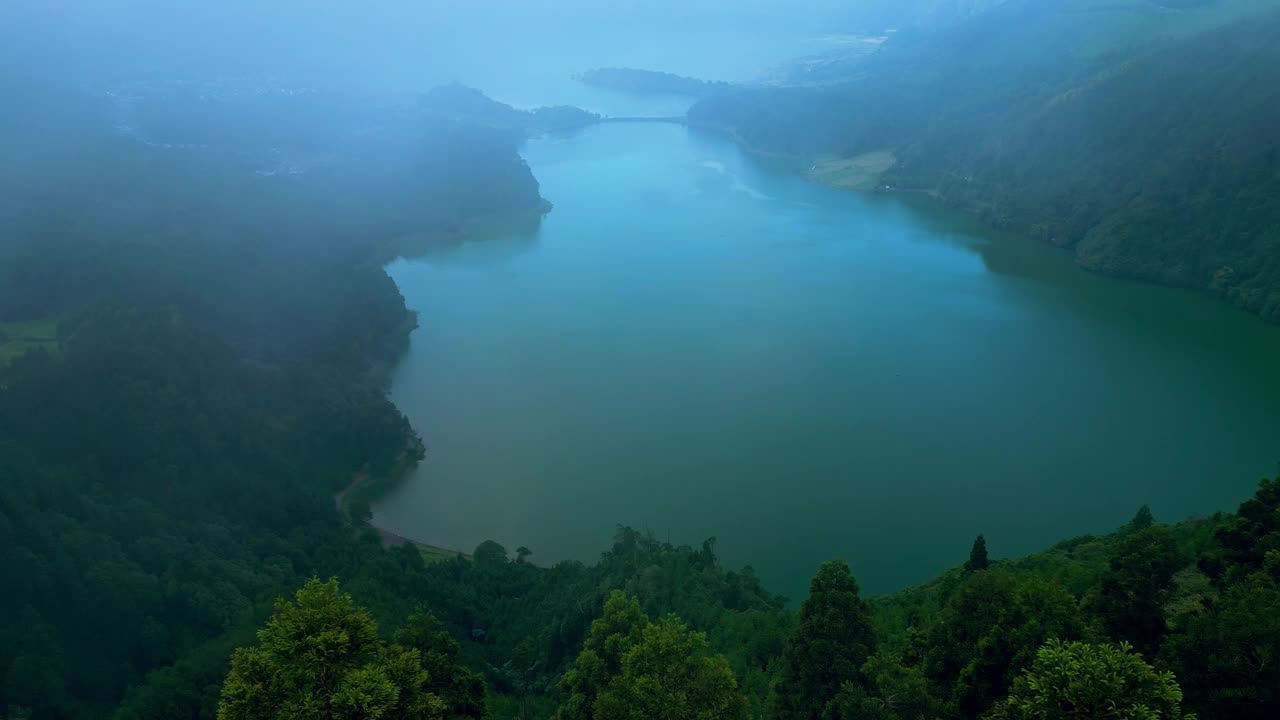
left=987, top=639, right=1195, bottom=720
left=555, top=591, right=649, bottom=720
left=1092, top=527, right=1184, bottom=657
left=394, top=611, right=486, bottom=719
left=594, top=616, right=749, bottom=720
left=556, top=591, right=747, bottom=720
left=823, top=653, right=943, bottom=720
left=923, top=572, right=1087, bottom=719
left=965, top=535, right=990, bottom=574
left=217, top=579, right=444, bottom=720
left=1128, top=505, right=1155, bottom=532
left=771, top=560, right=877, bottom=720
left=473, top=541, right=509, bottom=567
left=1210, top=477, right=1280, bottom=584
left=503, top=636, right=542, bottom=720
left=1160, top=578, right=1280, bottom=720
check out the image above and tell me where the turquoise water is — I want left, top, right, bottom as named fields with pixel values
left=374, top=121, right=1280, bottom=598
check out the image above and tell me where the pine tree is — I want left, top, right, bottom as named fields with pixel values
left=394, top=610, right=486, bottom=719
left=1128, top=505, right=1155, bottom=532
left=771, top=560, right=877, bottom=720
left=1093, top=527, right=1184, bottom=657
left=964, top=534, right=989, bottom=574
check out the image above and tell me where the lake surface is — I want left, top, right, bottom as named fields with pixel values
left=373, top=121, right=1280, bottom=599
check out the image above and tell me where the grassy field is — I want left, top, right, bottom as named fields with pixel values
left=0, top=318, right=59, bottom=363
left=419, top=544, right=472, bottom=564
left=806, top=150, right=897, bottom=191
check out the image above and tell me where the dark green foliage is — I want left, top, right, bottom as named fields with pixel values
left=921, top=572, right=1088, bottom=719
left=965, top=534, right=990, bottom=574
left=3, top=48, right=1280, bottom=720
left=1160, top=579, right=1280, bottom=720
left=394, top=612, right=487, bottom=720
left=987, top=639, right=1195, bottom=720
left=1129, top=505, right=1156, bottom=532
left=1208, top=477, right=1280, bottom=584
left=771, top=560, right=877, bottom=720
left=822, top=654, right=942, bottom=720
left=0, top=82, right=548, bottom=720
left=1091, top=527, right=1186, bottom=657
left=1160, top=479, right=1280, bottom=719
left=690, top=3, right=1280, bottom=324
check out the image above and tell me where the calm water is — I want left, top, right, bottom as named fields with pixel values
left=373, top=121, right=1280, bottom=599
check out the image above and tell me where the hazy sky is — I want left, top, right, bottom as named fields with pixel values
left=5, top=1, right=897, bottom=89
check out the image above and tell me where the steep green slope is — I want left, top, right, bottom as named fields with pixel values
left=914, top=14, right=1280, bottom=318
left=0, top=85, right=550, bottom=720
left=690, top=0, right=1280, bottom=321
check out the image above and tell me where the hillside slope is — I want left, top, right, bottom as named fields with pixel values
left=690, top=0, right=1280, bottom=320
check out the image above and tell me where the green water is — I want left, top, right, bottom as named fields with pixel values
left=374, top=122, right=1280, bottom=598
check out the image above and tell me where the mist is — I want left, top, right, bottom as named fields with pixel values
left=3, top=2, right=1280, bottom=718
left=5, top=1, right=870, bottom=91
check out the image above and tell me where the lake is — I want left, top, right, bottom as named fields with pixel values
left=371, top=119, right=1280, bottom=599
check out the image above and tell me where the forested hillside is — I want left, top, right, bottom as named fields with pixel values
left=689, top=0, right=1280, bottom=321
left=3, top=16, right=1280, bottom=720
left=3, top=89, right=1278, bottom=718
left=0, top=84, right=550, bottom=719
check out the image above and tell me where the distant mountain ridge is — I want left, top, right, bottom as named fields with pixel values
left=575, top=68, right=732, bottom=98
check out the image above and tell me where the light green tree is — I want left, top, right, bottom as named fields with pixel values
left=986, top=639, right=1194, bottom=720
left=556, top=590, right=748, bottom=720
left=218, top=578, right=445, bottom=720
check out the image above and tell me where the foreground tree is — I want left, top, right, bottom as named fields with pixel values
left=987, top=639, right=1194, bottom=720
left=922, top=572, right=1087, bottom=719
left=556, top=592, right=648, bottom=720
left=217, top=579, right=445, bottom=720
left=1161, top=578, right=1280, bottom=720
left=394, top=610, right=487, bottom=719
left=822, top=653, right=943, bottom=720
left=1092, top=527, right=1184, bottom=657
left=771, top=560, right=877, bottom=720
left=555, top=590, right=747, bottom=720
left=1209, top=477, right=1280, bottom=584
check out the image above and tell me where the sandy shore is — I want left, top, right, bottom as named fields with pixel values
left=333, top=471, right=472, bottom=560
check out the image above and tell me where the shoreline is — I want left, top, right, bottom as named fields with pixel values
left=690, top=118, right=1279, bottom=328
left=339, top=208, right=555, bottom=564
left=334, top=467, right=474, bottom=561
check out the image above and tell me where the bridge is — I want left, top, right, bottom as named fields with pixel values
left=597, top=116, right=687, bottom=125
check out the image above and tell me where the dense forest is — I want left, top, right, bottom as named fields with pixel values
left=4, top=3, right=1280, bottom=719
left=0, top=82, right=550, bottom=718
left=688, top=0, right=1280, bottom=322
left=3, top=81, right=1279, bottom=716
